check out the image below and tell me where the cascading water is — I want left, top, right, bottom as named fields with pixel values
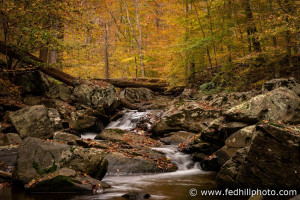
left=106, top=110, right=151, bottom=131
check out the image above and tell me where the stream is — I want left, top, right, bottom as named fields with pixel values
left=0, top=110, right=246, bottom=200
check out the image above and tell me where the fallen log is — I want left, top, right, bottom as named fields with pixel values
left=94, top=78, right=168, bottom=92
left=0, top=41, right=75, bottom=86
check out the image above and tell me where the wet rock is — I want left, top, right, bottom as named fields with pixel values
left=95, top=129, right=125, bottom=141
left=0, top=133, right=22, bottom=146
left=8, top=105, right=62, bottom=139
left=73, top=82, right=117, bottom=110
left=53, top=131, right=80, bottom=145
left=160, top=131, right=195, bottom=145
left=122, top=191, right=151, bottom=199
left=25, top=168, right=103, bottom=193
left=68, top=115, right=101, bottom=133
left=225, top=87, right=300, bottom=124
left=200, top=155, right=220, bottom=171
left=47, top=84, right=73, bottom=101
left=102, top=152, right=166, bottom=174
left=13, top=137, right=108, bottom=184
left=262, top=77, right=300, bottom=96
left=217, top=123, right=300, bottom=190
left=119, top=87, right=154, bottom=103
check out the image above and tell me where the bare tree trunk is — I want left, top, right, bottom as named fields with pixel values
left=242, top=1, right=261, bottom=52
left=39, top=47, right=49, bottom=63
left=135, top=0, right=145, bottom=77
left=194, top=4, right=213, bottom=75
left=122, top=0, right=145, bottom=77
left=104, top=23, right=110, bottom=79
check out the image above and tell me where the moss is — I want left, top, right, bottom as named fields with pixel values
left=269, top=122, right=285, bottom=128
left=33, top=161, right=42, bottom=175
left=33, top=161, right=57, bottom=175
left=43, top=162, right=57, bottom=174
left=113, top=129, right=125, bottom=134
left=69, top=146, right=75, bottom=153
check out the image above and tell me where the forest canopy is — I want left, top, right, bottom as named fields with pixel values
left=0, top=0, right=299, bottom=91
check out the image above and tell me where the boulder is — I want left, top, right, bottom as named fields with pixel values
left=68, top=115, right=102, bottom=133
left=102, top=152, right=168, bottom=174
left=225, top=87, right=300, bottom=124
left=8, top=105, right=62, bottom=139
left=0, top=133, right=22, bottom=146
left=200, top=126, right=257, bottom=171
left=23, top=96, right=56, bottom=108
left=13, top=137, right=108, bottom=184
left=13, top=137, right=69, bottom=184
left=47, top=84, right=73, bottom=101
left=217, top=123, right=300, bottom=191
left=122, top=191, right=151, bottom=199
left=160, top=131, right=195, bottom=145
left=73, top=82, right=117, bottom=110
left=152, top=118, right=181, bottom=137
left=95, top=129, right=126, bottom=141
left=25, top=168, right=103, bottom=193
left=263, top=77, right=300, bottom=96
left=59, top=146, right=108, bottom=180
left=216, top=147, right=249, bottom=189
left=13, top=71, right=49, bottom=94
left=53, top=131, right=80, bottom=145
left=0, top=145, right=18, bottom=173
left=119, top=88, right=154, bottom=103
left=153, top=101, right=222, bottom=135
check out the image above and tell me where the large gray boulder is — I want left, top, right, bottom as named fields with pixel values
left=119, top=87, right=154, bottom=103
left=153, top=101, right=222, bottom=136
left=160, top=131, right=195, bottom=145
left=13, top=137, right=108, bottom=184
left=73, top=82, right=117, bottom=110
left=217, top=123, right=300, bottom=190
left=225, top=87, right=300, bottom=124
left=53, top=131, right=80, bottom=145
left=8, top=105, right=62, bottom=139
left=263, top=77, right=300, bottom=96
left=47, top=84, right=73, bottom=101
left=95, top=129, right=125, bottom=141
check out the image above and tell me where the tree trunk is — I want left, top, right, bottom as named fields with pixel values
left=0, top=41, right=75, bottom=86
left=93, top=78, right=167, bottom=91
left=242, top=1, right=261, bottom=52
left=135, top=0, right=145, bottom=77
left=39, top=47, right=49, bottom=63
left=104, top=23, right=110, bottom=79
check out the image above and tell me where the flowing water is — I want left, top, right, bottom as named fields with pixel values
left=0, top=110, right=247, bottom=200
